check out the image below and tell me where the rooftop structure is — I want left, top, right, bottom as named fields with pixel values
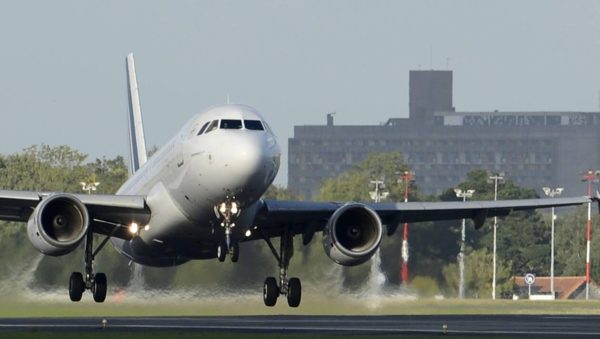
left=288, top=70, right=600, bottom=198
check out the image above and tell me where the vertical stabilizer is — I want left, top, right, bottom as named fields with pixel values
left=126, top=53, right=148, bottom=176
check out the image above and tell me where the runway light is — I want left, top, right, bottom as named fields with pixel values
left=129, top=222, right=139, bottom=234
left=245, top=229, right=252, bottom=237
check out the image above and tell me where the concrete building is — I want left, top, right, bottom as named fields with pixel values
left=288, top=70, right=600, bottom=198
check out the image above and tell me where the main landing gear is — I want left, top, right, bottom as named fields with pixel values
left=215, top=197, right=241, bottom=263
left=262, top=226, right=302, bottom=307
left=69, top=230, right=110, bottom=303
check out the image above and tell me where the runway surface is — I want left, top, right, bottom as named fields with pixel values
left=0, top=315, right=599, bottom=335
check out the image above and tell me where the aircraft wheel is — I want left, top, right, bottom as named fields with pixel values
left=217, top=243, right=226, bottom=262
left=230, top=243, right=239, bottom=263
left=287, top=277, right=301, bottom=307
left=263, top=277, right=279, bottom=307
left=93, top=273, right=107, bottom=303
left=69, top=272, right=84, bottom=302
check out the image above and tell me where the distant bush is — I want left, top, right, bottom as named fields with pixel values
left=410, top=276, right=440, bottom=298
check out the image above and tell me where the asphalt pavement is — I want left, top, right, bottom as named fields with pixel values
left=0, top=315, right=598, bottom=335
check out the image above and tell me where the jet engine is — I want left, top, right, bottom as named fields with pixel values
left=27, top=194, right=89, bottom=256
left=322, top=203, right=383, bottom=266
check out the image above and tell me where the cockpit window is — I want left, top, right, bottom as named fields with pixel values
left=197, top=121, right=210, bottom=135
left=205, top=120, right=219, bottom=134
left=244, top=120, right=264, bottom=130
left=262, top=120, right=274, bottom=135
left=220, top=119, right=242, bottom=129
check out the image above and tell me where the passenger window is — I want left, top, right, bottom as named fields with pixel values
left=205, top=120, right=219, bottom=134
left=220, top=119, right=242, bottom=129
left=244, top=120, right=264, bottom=130
left=197, top=121, right=210, bottom=135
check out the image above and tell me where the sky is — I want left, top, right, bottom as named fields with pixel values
left=1, top=0, right=599, bottom=186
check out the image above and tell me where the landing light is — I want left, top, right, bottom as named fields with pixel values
left=129, top=222, right=139, bottom=234
left=219, top=203, right=227, bottom=214
left=144, top=225, right=150, bottom=231
left=231, top=202, right=239, bottom=214
left=245, top=229, right=252, bottom=237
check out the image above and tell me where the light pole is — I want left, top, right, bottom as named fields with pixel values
left=488, top=172, right=505, bottom=300
left=543, top=186, right=563, bottom=299
left=454, top=188, right=475, bottom=299
left=80, top=180, right=100, bottom=195
left=399, top=171, right=415, bottom=284
left=581, top=170, right=599, bottom=300
left=369, top=179, right=389, bottom=203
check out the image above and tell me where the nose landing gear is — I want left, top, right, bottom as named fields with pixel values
left=217, top=241, right=239, bottom=262
left=215, top=197, right=241, bottom=263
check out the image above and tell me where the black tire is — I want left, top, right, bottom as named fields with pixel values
left=69, top=272, right=84, bottom=302
left=217, top=243, right=226, bottom=262
left=287, top=277, right=301, bottom=308
left=230, top=243, right=239, bottom=263
left=93, top=273, right=107, bottom=303
left=263, top=277, right=279, bottom=307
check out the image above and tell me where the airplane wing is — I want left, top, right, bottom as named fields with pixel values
left=252, top=196, right=593, bottom=239
left=0, top=190, right=150, bottom=240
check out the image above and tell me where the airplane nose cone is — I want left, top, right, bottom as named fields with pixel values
left=220, top=132, right=280, bottom=199
left=235, top=135, right=264, bottom=167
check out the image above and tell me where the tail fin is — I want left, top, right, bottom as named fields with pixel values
left=126, top=52, right=148, bottom=176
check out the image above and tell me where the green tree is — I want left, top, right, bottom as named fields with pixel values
left=442, top=248, right=513, bottom=298
left=317, top=152, right=418, bottom=202
left=554, top=205, right=600, bottom=281
left=0, top=145, right=132, bottom=290
left=86, top=156, right=129, bottom=194
left=438, top=169, right=549, bottom=279
left=316, top=153, right=423, bottom=289
left=263, top=185, right=301, bottom=200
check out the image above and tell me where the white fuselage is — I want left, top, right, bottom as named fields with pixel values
left=111, top=104, right=280, bottom=266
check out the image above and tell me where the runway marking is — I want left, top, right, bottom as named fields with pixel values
left=0, top=323, right=600, bottom=336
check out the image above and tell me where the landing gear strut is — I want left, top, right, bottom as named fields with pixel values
left=215, top=196, right=241, bottom=263
left=262, top=226, right=302, bottom=307
left=69, top=229, right=110, bottom=303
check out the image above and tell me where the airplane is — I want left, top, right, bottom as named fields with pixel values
left=0, top=53, right=595, bottom=307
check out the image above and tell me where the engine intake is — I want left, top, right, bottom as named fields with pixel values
left=322, top=203, right=383, bottom=266
left=27, top=194, right=89, bottom=256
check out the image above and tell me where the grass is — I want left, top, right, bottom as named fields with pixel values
left=0, top=293, right=593, bottom=338
left=2, top=291, right=600, bottom=317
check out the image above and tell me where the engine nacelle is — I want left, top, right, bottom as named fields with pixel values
left=322, top=203, right=383, bottom=266
left=27, top=194, right=89, bottom=256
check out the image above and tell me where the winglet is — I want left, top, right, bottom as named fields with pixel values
left=126, top=53, right=148, bottom=176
